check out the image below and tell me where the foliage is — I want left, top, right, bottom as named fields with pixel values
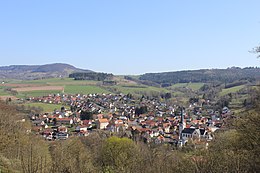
left=69, top=72, right=113, bottom=81
left=100, top=136, right=141, bottom=173
left=135, top=106, right=148, bottom=116
left=0, top=101, right=52, bottom=172
left=80, top=110, right=93, bottom=120
left=251, top=46, right=260, bottom=58
left=49, top=138, right=95, bottom=173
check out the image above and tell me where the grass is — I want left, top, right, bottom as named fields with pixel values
left=220, top=85, right=245, bottom=96
left=3, top=78, right=202, bottom=99
left=22, top=102, right=69, bottom=112
left=3, top=78, right=107, bottom=97
left=170, top=83, right=204, bottom=90
left=65, top=85, right=110, bottom=94
left=187, top=83, right=204, bottom=90
left=110, top=85, right=169, bottom=95
left=17, top=90, right=62, bottom=98
left=0, top=86, right=9, bottom=96
left=170, top=83, right=188, bottom=88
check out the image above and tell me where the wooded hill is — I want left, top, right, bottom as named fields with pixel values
left=0, top=63, right=92, bottom=80
left=139, top=67, right=260, bottom=84
left=69, top=72, right=113, bottom=81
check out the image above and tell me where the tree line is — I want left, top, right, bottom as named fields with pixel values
left=139, top=67, right=260, bottom=84
left=69, top=72, right=113, bottom=81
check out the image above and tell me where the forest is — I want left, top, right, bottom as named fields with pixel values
left=69, top=72, right=113, bottom=81
left=139, top=67, right=260, bottom=84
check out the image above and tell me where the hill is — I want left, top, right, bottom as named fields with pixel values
left=0, top=63, right=92, bottom=80
left=139, top=67, right=260, bottom=85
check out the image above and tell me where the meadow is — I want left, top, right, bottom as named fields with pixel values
left=17, top=90, right=63, bottom=98
left=169, top=83, right=204, bottom=91
left=64, top=85, right=110, bottom=94
left=22, top=102, right=69, bottom=112
left=219, top=85, right=245, bottom=96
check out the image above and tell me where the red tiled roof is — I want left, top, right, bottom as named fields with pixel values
left=98, top=118, right=109, bottom=123
left=97, top=114, right=104, bottom=119
left=82, top=120, right=91, bottom=125
left=58, top=118, right=71, bottom=121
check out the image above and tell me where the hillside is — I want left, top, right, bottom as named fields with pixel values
left=0, top=63, right=92, bottom=80
left=139, top=67, right=260, bottom=85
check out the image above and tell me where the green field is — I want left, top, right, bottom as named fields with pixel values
left=0, top=78, right=202, bottom=99
left=19, top=78, right=99, bottom=85
left=65, top=85, right=110, bottom=94
left=110, top=85, right=169, bottom=95
left=18, top=90, right=62, bottom=97
left=170, top=83, right=204, bottom=90
left=220, top=85, right=245, bottom=96
left=22, top=102, right=69, bottom=112
left=187, top=83, right=205, bottom=90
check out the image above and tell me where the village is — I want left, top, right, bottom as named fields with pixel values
left=27, top=92, right=231, bottom=148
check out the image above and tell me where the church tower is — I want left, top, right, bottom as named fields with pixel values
left=179, top=107, right=186, bottom=146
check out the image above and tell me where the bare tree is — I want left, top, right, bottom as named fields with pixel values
left=250, top=46, right=260, bottom=58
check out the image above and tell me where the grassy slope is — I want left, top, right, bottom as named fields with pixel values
left=22, top=102, right=69, bottom=112
left=220, top=85, right=245, bottom=96
left=65, top=85, right=110, bottom=94
left=110, top=85, right=169, bottom=95
left=170, top=83, right=204, bottom=90
left=17, top=90, right=62, bottom=98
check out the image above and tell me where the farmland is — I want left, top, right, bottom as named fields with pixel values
left=1, top=78, right=173, bottom=97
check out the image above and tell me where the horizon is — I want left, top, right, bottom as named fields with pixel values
left=0, top=1, right=259, bottom=75
left=0, top=62, right=259, bottom=76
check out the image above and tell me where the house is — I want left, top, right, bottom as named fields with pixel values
left=181, top=128, right=200, bottom=140
left=97, top=118, right=109, bottom=129
left=56, top=118, right=72, bottom=125
left=58, top=126, right=68, bottom=133
left=110, top=124, right=126, bottom=133
left=78, top=125, right=88, bottom=132
left=181, top=127, right=212, bottom=141
left=56, top=132, right=69, bottom=140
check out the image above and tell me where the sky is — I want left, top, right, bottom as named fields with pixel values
left=0, top=0, right=259, bottom=75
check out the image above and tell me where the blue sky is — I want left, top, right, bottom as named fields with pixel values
left=0, top=0, right=259, bottom=75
